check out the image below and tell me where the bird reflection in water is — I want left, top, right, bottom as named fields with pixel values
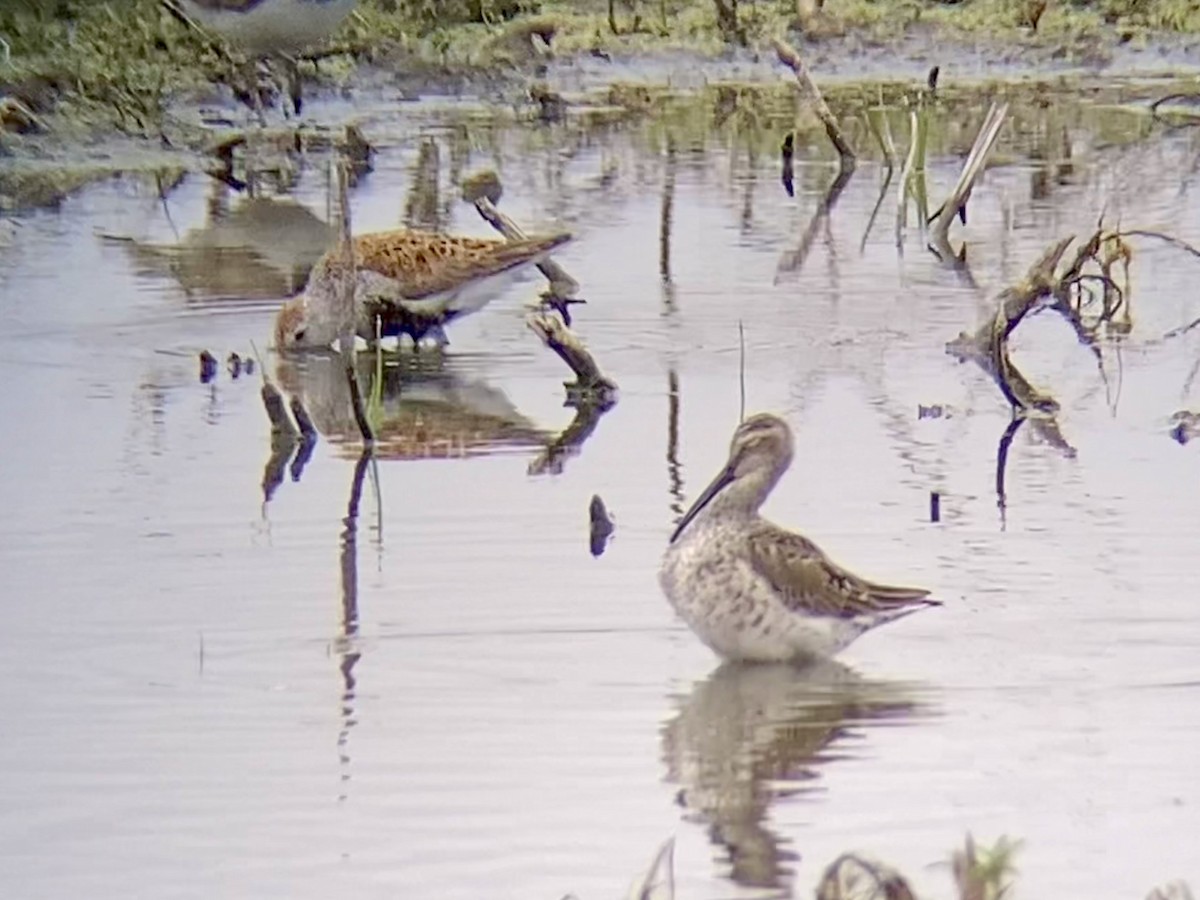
left=660, top=660, right=930, bottom=895
left=274, top=352, right=553, bottom=461
left=118, top=190, right=336, bottom=308
left=265, top=351, right=613, bottom=492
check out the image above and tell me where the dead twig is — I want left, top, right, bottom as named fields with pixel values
left=946, top=236, right=1074, bottom=414
left=771, top=37, right=855, bottom=172
left=1118, top=229, right=1200, bottom=260
left=527, top=313, right=618, bottom=403
left=462, top=170, right=612, bottom=404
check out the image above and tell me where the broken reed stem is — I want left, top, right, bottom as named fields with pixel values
left=896, top=109, right=918, bottom=241
left=860, top=166, right=894, bottom=252
left=929, top=102, right=1009, bottom=250
left=865, top=105, right=898, bottom=169
left=527, top=312, right=618, bottom=400
left=771, top=36, right=856, bottom=172
left=947, top=235, right=1076, bottom=414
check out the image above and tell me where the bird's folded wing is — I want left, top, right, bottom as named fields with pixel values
left=744, top=523, right=932, bottom=619
left=355, top=231, right=569, bottom=303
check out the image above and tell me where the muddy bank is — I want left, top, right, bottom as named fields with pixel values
left=5, top=0, right=1200, bottom=209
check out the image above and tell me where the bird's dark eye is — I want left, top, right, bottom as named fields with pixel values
left=293, top=329, right=306, bottom=343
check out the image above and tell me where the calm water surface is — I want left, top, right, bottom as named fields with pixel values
left=2, top=81, right=1200, bottom=899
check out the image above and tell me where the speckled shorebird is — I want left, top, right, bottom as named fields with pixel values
left=659, top=413, right=938, bottom=663
left=165, top=0, right=358, bottom=113
left=274, top=228, right=572, bottom=351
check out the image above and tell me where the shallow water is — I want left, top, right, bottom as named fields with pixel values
left=2, top=79, right=1200, bottom=900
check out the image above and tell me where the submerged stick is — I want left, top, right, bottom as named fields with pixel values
left=946, top=236, right=1074, bottom=413
left=261, top=379, right=299, bottom=443
left=527, top=312, right=618, bottom=401
left=249, top=339, right=299, bottom=442
left=771, top=36, right=855, bottom=172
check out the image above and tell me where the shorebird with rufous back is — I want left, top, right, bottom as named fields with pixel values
left=274, top=227, right=572, bottom=352
left=660, top=413, right=938, bottom=663
left=163, top=0, right=358, bottom=115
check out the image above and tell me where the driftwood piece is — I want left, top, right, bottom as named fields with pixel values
left=588, top=494, right=615, bottom=556
left=947, top=236, right=1074, bottom=413
left=771, top=37, right=855, bottom=171
left=463, top=170, right=613, bottom=400
left=527, top=312, right=618, bottom=401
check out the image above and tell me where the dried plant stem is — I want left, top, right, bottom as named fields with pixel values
left=865, top=105, right=898, bottom=169
left=946, top=236, right=1074, bottom=413
left=929, top=102, right=1009, bottom=252
left=897, top=107, right=930, bottom=244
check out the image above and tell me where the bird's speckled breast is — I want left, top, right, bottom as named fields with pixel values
left=660, top=521, right=864, bottom=663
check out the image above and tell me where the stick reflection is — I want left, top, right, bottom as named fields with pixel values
left=335, top=450, right=371, bottom=800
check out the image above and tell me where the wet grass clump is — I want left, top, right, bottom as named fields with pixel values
left=0, top=0, right=233, bottom=135
left=4, top=0, right=1200, bottom=145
